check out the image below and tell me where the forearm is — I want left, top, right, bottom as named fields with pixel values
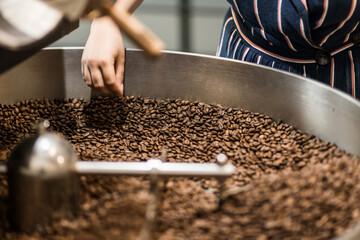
left=83, top=0, right=145, bottom=96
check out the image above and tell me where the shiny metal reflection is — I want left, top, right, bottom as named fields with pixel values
left=7, top=121, right=79, bottom=232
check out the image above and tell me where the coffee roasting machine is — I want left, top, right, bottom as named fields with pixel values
left=0, top=0, right=237, bottom=237
left=1, top=47, right=360, bottom=240
left=2, top=1, right=360, bottom=240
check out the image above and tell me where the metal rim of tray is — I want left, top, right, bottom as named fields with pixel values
left=0, top=47, right=360, bottom=239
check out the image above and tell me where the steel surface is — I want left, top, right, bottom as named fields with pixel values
left=0, top=48, right=360, bottom=158
left=76, top=160, right=234, bottom=177
left=0, top=47, right=360, bottom=239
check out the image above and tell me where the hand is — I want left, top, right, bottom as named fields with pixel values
left=81, top=17, right=125, bottom=96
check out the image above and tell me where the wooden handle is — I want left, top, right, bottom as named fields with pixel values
left=101, top=3, right=165, bottom=58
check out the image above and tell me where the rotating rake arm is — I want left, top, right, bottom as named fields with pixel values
left=0, top=157, right=235, bottom=178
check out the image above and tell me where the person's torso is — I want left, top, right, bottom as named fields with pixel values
left=228, top=0, right=360, bottom=57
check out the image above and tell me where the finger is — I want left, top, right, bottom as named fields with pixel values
left=81, top=57, right=87, bottom=83
left=82, top=64, right=92, bottom=87
left=100, top=63, right=123, bottom=96
left=88, top=65, right=104, bottom=89
left=81, top=54, right=86, bottom=76
left=88, top=66, right=112, bottom=95
left=114, top=55, right=125, bottom=96
left=81, top=61, right=84, bottom=76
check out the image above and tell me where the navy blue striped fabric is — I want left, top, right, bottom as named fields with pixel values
left=217, top=0, right=360, bottom=99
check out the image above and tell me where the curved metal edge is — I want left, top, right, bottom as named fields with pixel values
left=124, top=49, right=360, bottom=159
left=0, top=47, right=359, bottom=239
left=1, top=47, right=360, bottom=159
left=123, top=47, right=360, bottom=105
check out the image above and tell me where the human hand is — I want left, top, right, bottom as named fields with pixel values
left=81, top=17, right=125, bottom=96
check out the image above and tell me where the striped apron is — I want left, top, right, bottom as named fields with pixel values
left=217, top=0, right=360, bottom=99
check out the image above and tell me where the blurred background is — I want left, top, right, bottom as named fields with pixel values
left=50, top=0, right=229, bottom=55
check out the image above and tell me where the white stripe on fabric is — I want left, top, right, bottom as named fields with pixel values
left=314, top=0, right=328, bottom=29
left=232, top=0, right=245, bottom=21
left=257, top=55, right=262, bottom=64
left=227, top=29, right=237, bottom=57
left=300, top=0, right=308, bottom=10
left=300, top=19, right=320, bottom=49
left=242, top=47, right=250, bottom=61
left=349, top=50, right=355, bottom=97
left=331, top=43, right=354, bottom=56
left=344, top=22, right=359, bottom=43
left=277, top=0, right=297, bottom=51
left=320, top=0, right=357, bottom=46
left=216, top=17, right=233, bottom=57
left=254, top=0, right=268, bottom=40
left=303, top=66, right=306, bottom=77
left=233, top=38, right=241, bottom=59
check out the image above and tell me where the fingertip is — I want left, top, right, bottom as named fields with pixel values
left=105, top=82, right=123, bottom=96
left=113, top=74, right=124, bottom=96
left=119, top=83, right=124, bottom=96
left=82, top=68, right=92, bottom=87
left=113, top=83, right=124, bottom=96
left=90, top=68, right=105, bottom=89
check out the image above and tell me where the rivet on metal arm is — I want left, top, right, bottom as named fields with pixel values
left=216, top=153, right=229, bottom=209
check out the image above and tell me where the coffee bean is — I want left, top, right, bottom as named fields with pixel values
left=0, top=96, right=359, bottom=240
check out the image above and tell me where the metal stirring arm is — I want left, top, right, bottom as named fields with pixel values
left=76, top=159, right=234, bottom=177
left=0, top=158, right=234, bottom=178
left=0, top=164, right=5, bottom=175
left=0, top=153, right=234, bottom=236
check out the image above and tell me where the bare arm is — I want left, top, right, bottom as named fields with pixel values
left=81, top=0, right=143, bottom=96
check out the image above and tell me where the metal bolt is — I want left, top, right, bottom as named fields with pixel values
left=34, top=120, right=50, bottom=135
left=139, top=169, right=161, bottom=240
left=216, top=153, right=228, bottom=166
left=216, top=153, right=228, bottom=209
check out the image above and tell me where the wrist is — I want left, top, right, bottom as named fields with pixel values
left=91, top=16, right=118, bottom=33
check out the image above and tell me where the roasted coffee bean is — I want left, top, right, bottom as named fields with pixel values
left=0, top=96, right=359, bottom=240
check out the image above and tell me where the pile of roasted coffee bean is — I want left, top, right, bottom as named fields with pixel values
left=0, top=96, right=360, bottom=240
